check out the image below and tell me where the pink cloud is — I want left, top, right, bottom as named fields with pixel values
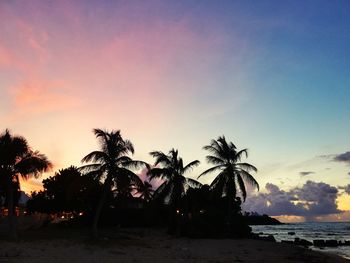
left=0, top=44, right=14, bottom=66
left=0, top=43, right=30, bottom=72
left=7, top=77, right=78, bottom=118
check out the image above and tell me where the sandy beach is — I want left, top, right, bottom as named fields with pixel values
left=0, top=227, right=349, bottom=263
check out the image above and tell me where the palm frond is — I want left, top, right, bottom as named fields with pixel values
left=115, top=155, right=132, bottom=163
left=81, top=151, right=108, bottom=164
left=209, top=172, right=226, bottom=198
left=236, top=175, right=247, bottom=201
left=186, top=178, right=202, bottom=189
left=0, top=130, right=29, bottom=166
left=235, top=149, right=248, bottom=162
left=118, top=168, right=143, bottom=187
left=79, top=163, right=103, bottom=173
left=15, top=151, right=52, bottom=179
left=238, top=170, right=259, bottom=191
left=205, top=155, right=224, bottom=165
left=203, top=144, right=220, bottom=157
left=197, top=165, right=223, bottom=178
left=80, top=169, right=104, bottom=181
left=182, top=160, right=200, bottom=174
left=152, top=181, right=172, bottom=203
left=123, top=139, right=135, bottom=154
left=149, top=151, right=172, bottom=166
left=236, top=162, right=258, bottom=173
left=121, top=159, right=149, bottom=170
left=148, top=167, right=172, bottom=181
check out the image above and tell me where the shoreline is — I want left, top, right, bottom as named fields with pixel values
left=0, top=227, right=349, bottom=263
left=250, top=222, right=350, bottom=260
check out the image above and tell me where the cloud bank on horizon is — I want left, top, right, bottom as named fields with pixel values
left=243, top=180, right=350, bottom=222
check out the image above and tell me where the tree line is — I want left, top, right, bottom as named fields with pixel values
left=0, top=128, right=259, bottom=240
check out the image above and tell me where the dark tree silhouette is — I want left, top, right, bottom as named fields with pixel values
left=148, top=149, right=201, bottom=233
left=27, top=166, right=101, bottom=215
left=198, top=136, right=259, bottom=222
left=80, top=129, right=147, bottom=238
left=0, top=129, right=52, bottom=240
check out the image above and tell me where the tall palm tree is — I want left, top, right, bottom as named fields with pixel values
left=148, top=149, right=201, bottom=233
left=0, top=129, right=52, bottom=240
left=80, top=128, right=147, bottom=238
left=198, top=136, right=259, bottom=219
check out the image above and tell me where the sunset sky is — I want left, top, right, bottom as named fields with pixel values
left=1, top=1, right=350, bottom=222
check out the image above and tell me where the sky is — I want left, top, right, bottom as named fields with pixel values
left=1, top=0, right=350, bottom=222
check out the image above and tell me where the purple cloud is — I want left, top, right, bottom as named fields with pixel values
left=334, top=152, right=350, bottom=164
left=243, top=181, right=341, bottom=221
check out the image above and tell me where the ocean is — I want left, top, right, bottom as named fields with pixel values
left=251, top=222, right=350, bottom=259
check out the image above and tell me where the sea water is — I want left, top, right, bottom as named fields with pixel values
left=251, top=222, right=350, bottom=259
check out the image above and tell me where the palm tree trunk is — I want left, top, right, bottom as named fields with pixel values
left=92, top=177, right=112, bottom=238
left=226, top=195, right=233, bottom=236
left=7, top=182, right=18, bottom=241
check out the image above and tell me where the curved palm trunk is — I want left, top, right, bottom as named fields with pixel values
left=167, top=203, right=176, bottom=234
left=169, top=191, right=182, bottom=236
left=7, top=182, right=18, bottom=241
left=226, top=185, right=236, bottom=235
left=226, top=195, right=233, bottom=235
left=92, top=176, right=112, bottom=238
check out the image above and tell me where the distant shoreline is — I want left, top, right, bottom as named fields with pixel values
left=251, top=222, right=350, bottom=260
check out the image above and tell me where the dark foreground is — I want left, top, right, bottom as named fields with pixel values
left=0, top=227, right=349, bottom=263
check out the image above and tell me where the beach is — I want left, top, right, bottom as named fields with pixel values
left=0, top=227, right=349, bottom=263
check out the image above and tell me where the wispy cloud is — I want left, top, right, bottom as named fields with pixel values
left=7, top=77, right=78, bottom=119
left=0, top=43, right=29, bottom=71
left=15, top=19, right=49, bottom=65
left=299, top=171, right=314, bottom=176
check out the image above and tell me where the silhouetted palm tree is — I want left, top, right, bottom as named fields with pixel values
left=0, top=129, right=52, bottom=240
left=198, top=136, right=259, bottom=221
left=148, top=149, right=201, bottom=233
left=149, top=149, right=201, bottom=205
left=80, top=129, right=147, bottom=238
left=137, top=181, right=154, bottom=202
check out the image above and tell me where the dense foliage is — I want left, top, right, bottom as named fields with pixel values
left=1, top=129, right=260, bottom=239
left=27, top=166, right=102, bottom=215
